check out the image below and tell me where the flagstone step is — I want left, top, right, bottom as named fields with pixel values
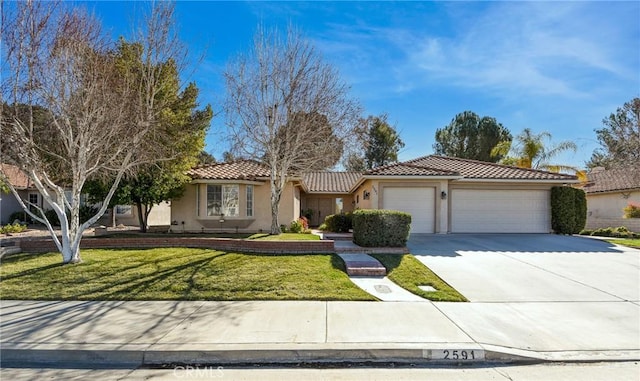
left=337, top=253, right=387, bottom=276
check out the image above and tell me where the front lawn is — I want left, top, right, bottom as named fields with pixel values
left=0, top=248, right=374, bottom=301
left=606, top=239, right=640, bottom=249
left=372, top=254, right=467, bottom=302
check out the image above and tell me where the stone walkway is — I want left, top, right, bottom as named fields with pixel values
left=329, top=233, right=428, bottom=302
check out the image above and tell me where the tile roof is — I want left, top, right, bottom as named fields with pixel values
left=0, top=163, right=31, bottom=189
left=582, top=167, right=640, bottom=193
left=187, top=160, right=271, bottom=181
left=368, top=155, right=577, bottom=181
left=366, top=163, right=459, bottom=177
left=303, top=172, right=362, bottom=193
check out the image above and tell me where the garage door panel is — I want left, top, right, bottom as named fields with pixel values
left=383, top=187, right=435, bottom=234
left=452, top=189, right=550, bottom=233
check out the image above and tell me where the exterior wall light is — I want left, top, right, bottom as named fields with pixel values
left=441, top=191, right=447, bottom=200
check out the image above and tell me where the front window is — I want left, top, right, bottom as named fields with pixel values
left=207, top=184, right=239, bottom=217
left=28, top=193, right=39, bottom=206
left=115, top=205, right=132, bottom=215
left=246, top=185, right=254, bottom=217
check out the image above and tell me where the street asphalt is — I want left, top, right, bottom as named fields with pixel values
left=1, top=234, right=638, bottom=368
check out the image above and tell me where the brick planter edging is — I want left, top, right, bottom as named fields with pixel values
left=15, top=237, right=335, bottom=255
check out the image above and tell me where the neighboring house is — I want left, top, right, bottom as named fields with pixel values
left=581, top=167, right=640, bottom=231
left=96, top=202, right=172, bottom=228
left=172, top=156, right=578, bottom=234
left=0, top=163, right=170, bottom=228
left=0, top=164, right=43, bottom=224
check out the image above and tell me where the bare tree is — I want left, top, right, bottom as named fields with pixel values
left=224, top=27, right=360, bottom=234
left=0, top=1, right=189, bottom=263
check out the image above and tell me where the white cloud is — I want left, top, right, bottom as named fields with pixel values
left=312, top=2, right=638, bottom=100
left=394, top=2, right=637, bottom=97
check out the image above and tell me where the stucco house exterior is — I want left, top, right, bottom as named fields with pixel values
left=171, top=156, right=578, bottom=234
left=581, top=167, right=640, bottom=231
left=0, top=164, right=42, bottom=224
left=0, top=163, right=169, bottom=228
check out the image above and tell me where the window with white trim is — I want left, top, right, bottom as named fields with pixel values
left=207, top=185, right=239, bottom=217
left=246, top=185, right=254, bottom=217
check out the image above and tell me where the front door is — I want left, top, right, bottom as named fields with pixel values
left=304, top=197, right=335, bottom=226
left=317, top=198, right=333, bottom=226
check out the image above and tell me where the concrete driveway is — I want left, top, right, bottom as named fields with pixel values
left=409, top=234, right=640, bottom=303
left=408, top=234, right=640, bottom=354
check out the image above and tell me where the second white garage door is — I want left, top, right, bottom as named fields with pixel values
left=451, top=189, right=550, bottom=233
left=382, top=187, right=435, bottom=233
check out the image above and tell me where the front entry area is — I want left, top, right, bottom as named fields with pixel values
left=302, top=197, right=343, bottom=226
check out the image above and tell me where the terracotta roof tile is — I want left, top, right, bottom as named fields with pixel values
left=0, top=163, right=31, bottom=189
left=582, top=168, right=640, bottom=193
left=303, top=172, right=362, bottom=193
left=187, top=160, right=270, bottom=181
left=396, top=155, right=578, bottom=181
left=366, top=163, right=459, bottom=177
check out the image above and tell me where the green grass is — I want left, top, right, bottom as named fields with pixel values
left=0, top=248, right=374, bottom=301
left=249, top=233, right=320, bottom=241
left=606, top=239, right=640, bottom=249
left=372, top=254, right=467, bottom=302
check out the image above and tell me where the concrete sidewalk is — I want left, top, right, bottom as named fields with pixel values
left=1, top=299, right=638, bottom=367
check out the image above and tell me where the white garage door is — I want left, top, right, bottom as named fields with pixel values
left=383, top=187, right=435, bottom=233
left=451, top=189, right=550, bottom=233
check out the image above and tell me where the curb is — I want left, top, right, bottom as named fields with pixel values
left=4, top=344, right=636, bottom=367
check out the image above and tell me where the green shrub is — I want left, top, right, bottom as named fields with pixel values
left=574, top=189, right=587, bottom=232
left=8, top=211, right=31, bottom=224
left=352, top=209, right=411, bottom=247
left=0, top=222, right=27, bottom=234
left=623, top=202, right=640, bottom=218
left=44, top=209, right=60, bottom=226
left=579, top=229, right=593, bottom=236
left=79, top=204, right=99, bottom=224
left=318, top=223, right=328, bottom=231
left=323, top=212, right=353, bottom=233
left=288, top=219, right=304, bottom=233
left=551, top=186, right=586, bottom=234
left=590, top=226, right=640, bottom=238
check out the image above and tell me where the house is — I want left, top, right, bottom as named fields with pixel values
left=581, top=167, right=640, bottom=231
left=0, top=163, right=170, bottom=228
left=171, top=156, right=578, bottom=234
left=0, top=163, right=42, bottom=224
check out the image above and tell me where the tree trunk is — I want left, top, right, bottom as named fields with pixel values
left=110, top=207, right=116, bottom=227
left=269, top=175, right=285, bottom=235
left=136, top=202, right=147, bottom=233
left=270, top=202, right=281, bottom=235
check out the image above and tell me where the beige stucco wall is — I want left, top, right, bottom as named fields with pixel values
left=353, top=178, right=449, bottom=233
left=97, top=202, right=171, bottom=227
left=170, top=181, right=298, bottom=233
left=585, top=190, right=640, bottom=231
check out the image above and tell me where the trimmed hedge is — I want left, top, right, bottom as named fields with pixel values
left=352, top=209, right=411, bottom=247
left=323, top=213, right=353, bottom=233
left=551, top=186, right=587, bottom=234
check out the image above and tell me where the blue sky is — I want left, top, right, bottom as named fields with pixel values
left=85, top=1, right=639, bottom=168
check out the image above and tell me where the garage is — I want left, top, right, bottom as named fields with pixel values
left=451, top=189, right=551, bottom=233
left=383, top=187, right=435, bottom=233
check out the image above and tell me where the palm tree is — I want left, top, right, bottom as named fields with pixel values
left=492, top=128, right=585, bottom=179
